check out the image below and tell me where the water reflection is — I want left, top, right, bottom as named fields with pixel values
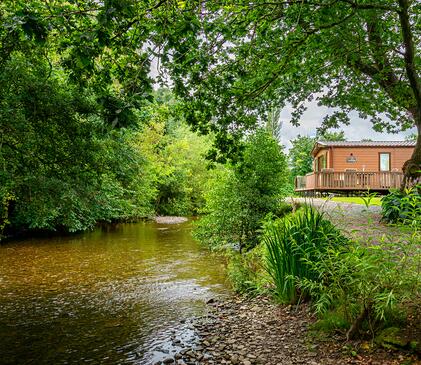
left=0, top=220, right=228, bottom=364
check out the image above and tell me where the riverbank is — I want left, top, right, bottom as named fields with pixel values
left=0, top=216, right=190, bottom=244
left=164, top=297, right=420, bottom=365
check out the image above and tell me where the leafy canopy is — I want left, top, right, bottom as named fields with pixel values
left=3, top=1, right=419, bottom=166
left=153, top=0, right=420, bottom=165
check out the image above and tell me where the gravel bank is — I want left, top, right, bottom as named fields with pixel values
left=155, top=297, right=419, bottom=365
left=155, top=216, right=189, bottom=224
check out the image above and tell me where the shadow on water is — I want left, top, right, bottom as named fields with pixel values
left=0, top=220, right=229, bottom=364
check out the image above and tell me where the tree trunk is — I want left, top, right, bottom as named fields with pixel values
left=401, top=113, right=421, bottom=190
left=346, top=304, right=371, bottom=341
left=398, top=0, right=421, bottom=190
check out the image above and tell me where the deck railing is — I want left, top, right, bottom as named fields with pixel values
left=295, top=171, right=404, bottom=191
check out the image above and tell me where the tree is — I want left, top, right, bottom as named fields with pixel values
left=147, top=0, right=420, bottom=185
left=289, top=136, right=315, bottom=179
left=405, top=133, right=417, bottom=141
left=195, top=129, right=289, bottom=251
left=318, top=131, right=346, bottom=142
left=266, top=107, right=283, bottom=142
left=289, top=131, right=346, bottom=180
left=132, top=96, right=212, bottom=216
left=3, top=1, right=419, bottom=183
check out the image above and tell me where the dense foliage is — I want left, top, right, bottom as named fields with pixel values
left=151, top=0, right=420, bottom=180
left=381, top=185, right=421, bottom=226
left=194, top=129, right=289, bottom=251
left=228, top=204, right=420, bottom=341
left=2, top=1, right=419, bottom=178
left=0, top=79, right=211, bottom=238
left=289, top=136, right=315, bottom=180
left=1, top=1, right=269, bottom=239
left=300, top=236, right=420, bottom=340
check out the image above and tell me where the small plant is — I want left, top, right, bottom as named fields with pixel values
left=311, top=307, right=351, bottom=333
left=226, top=246, right=267, bottom=295
left=360, top=190, right=379, bottom=209
left=298, top=234, right=421, bottom=340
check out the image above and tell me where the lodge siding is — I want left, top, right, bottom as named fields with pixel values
left=314, top=146, right=413, bottom=172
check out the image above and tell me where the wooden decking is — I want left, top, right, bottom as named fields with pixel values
left=295, top=171, right=404, bottom=193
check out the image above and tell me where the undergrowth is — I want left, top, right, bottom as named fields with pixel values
left=225, top=202, right=421, bottom=343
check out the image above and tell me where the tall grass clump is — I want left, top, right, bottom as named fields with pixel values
left=263, top=205, right=348, bottom=303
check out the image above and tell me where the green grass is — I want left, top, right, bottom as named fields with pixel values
left=325, top=197, right=383, bottom=206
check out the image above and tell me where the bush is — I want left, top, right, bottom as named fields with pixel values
left=263, top=206, right=348, bottom=303
left=226, top=246, right=267, bottom=295
left=231, top=202, right=420, bottom=341
left=381, top=185, right=421, bottom=227
left=195, top=129, right=289, bottom=251
left=298, top=234, right=421, bottom=339
left=273, top=201, right=296, bottom=218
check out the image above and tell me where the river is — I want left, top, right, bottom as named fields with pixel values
left=0, top=220, right=229, bottom=364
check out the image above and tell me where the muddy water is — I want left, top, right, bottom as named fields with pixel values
left=0, top=220, right=229, bottom=364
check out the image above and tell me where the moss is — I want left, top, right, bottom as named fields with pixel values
left=409, top=341, right=420, bottom=352
left=375, top=327, right=409, bottom=349
left=311, top=308, right=350, bottom=333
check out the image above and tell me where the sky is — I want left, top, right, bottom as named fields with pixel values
left=278, top=101, right=416, bottom=151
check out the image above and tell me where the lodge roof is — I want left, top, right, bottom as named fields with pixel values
left=311, top=140, right=416, bottom=156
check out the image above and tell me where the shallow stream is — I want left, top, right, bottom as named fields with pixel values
left=0, top=220, right=228, bottom=364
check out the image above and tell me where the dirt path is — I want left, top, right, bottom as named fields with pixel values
left=290, top=198, right=411, bottom=243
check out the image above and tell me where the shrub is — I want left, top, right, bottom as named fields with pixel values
left=274, top=202, right=293, bottom=217
left=226, top=246, right=267, bottom=295
left=298, top=234, right=421, bottom=339
left=381, top=185, right=421, bottom=227
left=195, top=129, right=289, bottom=251
left=0, top=188, right=14, bottom=240
left=263, top=206, right=348, bottom=303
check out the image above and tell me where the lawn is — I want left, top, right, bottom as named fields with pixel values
left=326, top=196, right=383, bottom=206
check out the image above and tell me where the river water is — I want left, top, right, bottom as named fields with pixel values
left=0, top=220, right=229, bottom=364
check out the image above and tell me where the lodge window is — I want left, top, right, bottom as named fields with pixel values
left=379, top=153, right=391, bottom=172
left=316, top=154, right=327, bottom=171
